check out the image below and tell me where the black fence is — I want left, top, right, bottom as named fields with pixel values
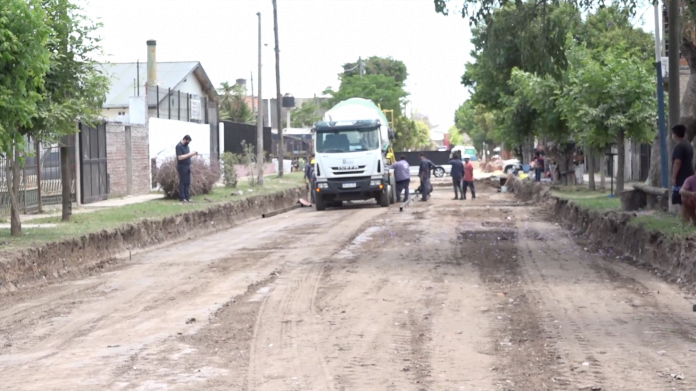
left=222, top=121, right=271, bottom=156
left=0, top=136, right=76, bottom=216
left=147, top=86, right=209, bottom=123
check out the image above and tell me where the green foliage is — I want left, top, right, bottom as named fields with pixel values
left=219, top=82, right=255, bottom=124
left=393, top=117, right=431, bottom=151
left=291, top=100, right=322, bottom=128
left=0, top=0, right=51, bottom=154
left=29, top=0, right=110, bottom=142
left=557, top=42, right=655, bottom=149
left=433, top=0, right=642, bottom=26
left=324, top=74, right=409, bottom=117
left=221, top=152, right=238, bottom=188
left=448, top=125, right=464, bottom=147
left=342, top=56, right=408, bottom=85
left=454, top=101, right=498, bottom=152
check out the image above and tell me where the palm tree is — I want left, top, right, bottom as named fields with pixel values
left=218, top=82, right=255, bottom=124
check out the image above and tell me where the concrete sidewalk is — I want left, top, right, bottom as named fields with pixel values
left=17, top=193, right=163, bottom=223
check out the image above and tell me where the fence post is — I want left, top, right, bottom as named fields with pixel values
left=35, top=138, right=42, bottom=213
left=22, top=145, right=26, bottom=214
left=168, top=88, right=171, bottom=119
left=178, top=90, right=181, bottom=120
left=156, top=86, right=160, bottom=118
left=187, top=93, right=190, bottom=122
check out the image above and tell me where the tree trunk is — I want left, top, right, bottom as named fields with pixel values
left=61, top=145, right=72, bottom=222
left=616, top=129, right=625, bottom=194
left=35, top=138, right=42, bottom=213
left=600, top=151, right=606, bottom=190
left=647, top=133, right=662, bottom=186
left=680, top=35, right=696, bottom=146
left=8, top=147, right=22, bottom=236
left=587, top=148, right=596, bottom=190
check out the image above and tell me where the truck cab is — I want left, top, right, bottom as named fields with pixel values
left=312, top=119, right=396, bottom=210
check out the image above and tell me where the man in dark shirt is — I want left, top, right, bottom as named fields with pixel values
left=304, top=155, right=316, bottom=203
left=449, top=151, right=464, bottom=200
left=671, top=124, right=695, bottom=210
left=418, top=153, right=435, bottom=201
left=175, top=135, right=197, bottom=202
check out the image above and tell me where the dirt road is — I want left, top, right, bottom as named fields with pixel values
left=2, top=184, right=696, bottom=390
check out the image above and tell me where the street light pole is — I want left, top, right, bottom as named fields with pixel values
left=654, top=2, right=669, bottom=188
left=272, top=0, right=284, bottom=178
left=256, top=12, right=264, bottom=186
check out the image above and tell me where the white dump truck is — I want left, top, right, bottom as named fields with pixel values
left=311, top=98, right=397, bottom=210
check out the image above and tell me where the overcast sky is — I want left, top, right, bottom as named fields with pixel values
left=83, top=0, right=656, bottom=131
left=83, top=0, right=472, bottom=130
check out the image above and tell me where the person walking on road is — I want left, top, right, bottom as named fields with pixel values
left=671, top=124, right=695, bottom=218
left=304, top=155, right=316, bottom=203
left=175, top=135, right=197, bottom=203
left=449, top=152, right=464, bottom=200
left=419, top=153, right=435, bottom=202
left=390, top=156, right=410, bottom=202
left=462, top=155, right=476, bottom=200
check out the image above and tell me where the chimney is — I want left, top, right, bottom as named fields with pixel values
left=146, top=40, right=157, bottom=86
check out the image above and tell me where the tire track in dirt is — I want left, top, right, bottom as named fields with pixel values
left=516, top=216, right=696, bottom=390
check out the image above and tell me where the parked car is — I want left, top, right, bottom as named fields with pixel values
left=502, top=158, right=522, bottom=174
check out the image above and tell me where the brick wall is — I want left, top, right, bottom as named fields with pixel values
left=106, top=123, right=151, bottom=197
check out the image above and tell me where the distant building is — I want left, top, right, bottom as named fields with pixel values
left=100, top=61, right=218, bottom=123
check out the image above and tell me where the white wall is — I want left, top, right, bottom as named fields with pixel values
left=149, top=118, right=210, bottom=168
left=173, top=77, right=205, bottom=97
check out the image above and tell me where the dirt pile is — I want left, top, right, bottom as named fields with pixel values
left=0, top=187, right=304, bottom=292
left=511, top=178, right=696, bottom=285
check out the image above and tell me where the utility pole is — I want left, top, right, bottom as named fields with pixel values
left=273, top=0, right=284, bottom=177
left=256, top=12, right=264, bottom=186
left=654, top=2, right=669, bottom=188
left=250, top=71, right=255, bottom=115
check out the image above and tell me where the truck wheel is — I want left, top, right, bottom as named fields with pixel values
left=379, top=189, right=390, bottom=207
left=433, top=167, right=445, bottom=178
left=315, top=194, right=327, bottom=211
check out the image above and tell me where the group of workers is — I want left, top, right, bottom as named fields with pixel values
left=303, top=152, right=475, bottom=204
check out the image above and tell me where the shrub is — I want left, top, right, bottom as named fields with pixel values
left=221, top=152, right=238, bottom=188
left=155, top=157, right=220, bottom=199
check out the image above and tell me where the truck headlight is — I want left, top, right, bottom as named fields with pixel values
left=370, top=180, right=381, bottom=186
left=317, top=182, right=329, bottom=189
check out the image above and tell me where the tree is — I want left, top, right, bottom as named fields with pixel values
left=218, top=82, right=255, bottom=124
left=393, top=117, right=431, bottom=151
left=35, top=0, right=110, bottom=224
left=342, top=56, right=408, bottom=86
left=291, top=100, right=322, bottom=128
left=324, top=74, right=409, bottom=117
left=448, top=125, right=465, bottom=147
left=0, top=0, right=51, bottom=236
left=455, top=101, right=499, bottom=155
left=558, top=42, right=655, bottom=193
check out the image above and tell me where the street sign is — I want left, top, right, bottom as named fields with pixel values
left=661, top=56, right=669, bottom=78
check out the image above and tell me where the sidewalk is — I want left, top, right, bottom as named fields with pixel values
left=4, top=194, right=163, bottom=227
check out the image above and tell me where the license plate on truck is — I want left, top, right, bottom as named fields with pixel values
left=342, top=183, right=356, bottom=189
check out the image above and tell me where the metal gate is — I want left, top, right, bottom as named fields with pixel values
left=79, top=123, right=108, bottom=204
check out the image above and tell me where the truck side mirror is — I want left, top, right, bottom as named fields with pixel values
left=388, top=128, right=395, bottom=140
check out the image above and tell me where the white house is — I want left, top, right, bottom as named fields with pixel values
left=100, top=60, right=217, bottom=123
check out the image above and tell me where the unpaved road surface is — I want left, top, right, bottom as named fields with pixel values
left=2, top=185, right=696, bottom=390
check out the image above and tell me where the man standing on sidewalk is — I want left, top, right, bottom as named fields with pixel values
left=449, top=152, right=464, bottom=200
left=390, top=156, right=410, bottom=202
left=671, top=124, right=694, bottom=216
left=175, top=135, right=197, bottom=203
left=419, top=153, right=435, bottom=201
left=462, top=155, right=476, bottom=200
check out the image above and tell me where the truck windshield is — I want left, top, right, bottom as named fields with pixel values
left=316, top=128, right=380, bottom=153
